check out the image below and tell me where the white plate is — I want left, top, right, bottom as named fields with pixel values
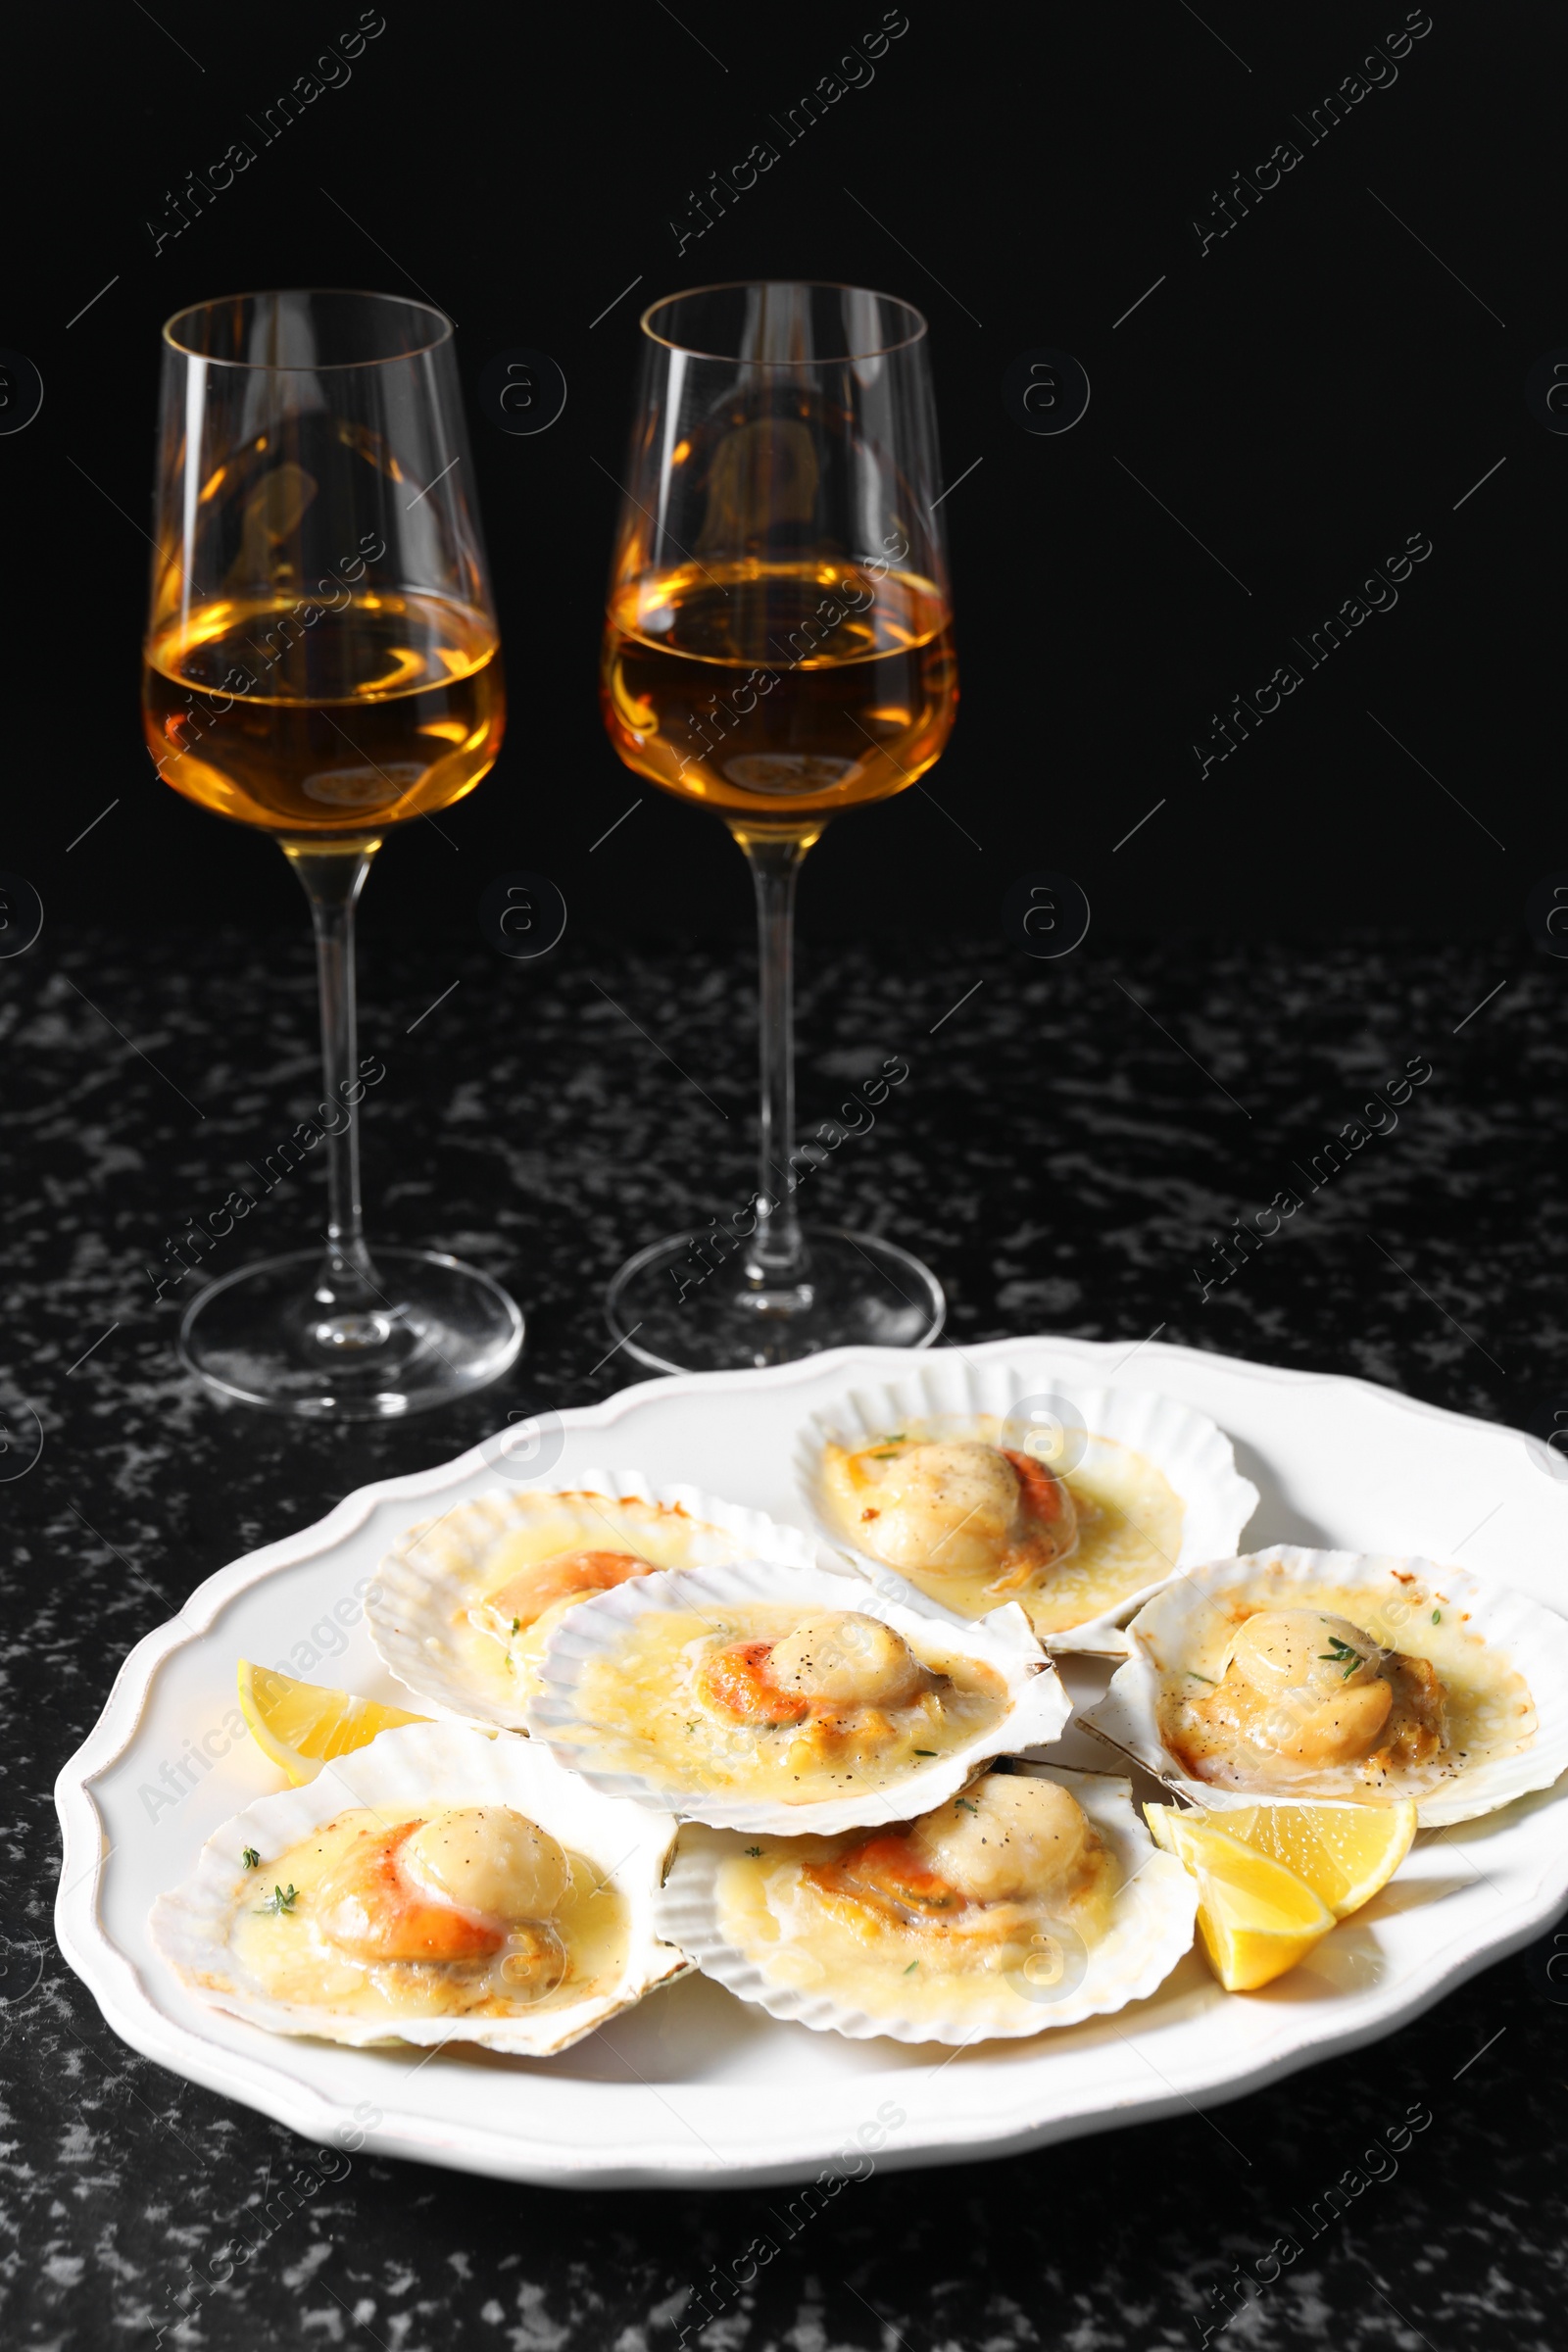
left=54, top=1335, right=1568, bottom=2188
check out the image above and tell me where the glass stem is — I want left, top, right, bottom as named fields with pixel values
left=733, top=826, right=818, bottom=1290
left=281, top=839, right=385, bottom=1321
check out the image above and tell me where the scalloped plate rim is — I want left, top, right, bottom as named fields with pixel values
left=52, top=1332, right=1568, bottom=2188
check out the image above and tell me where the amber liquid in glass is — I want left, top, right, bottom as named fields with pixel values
left=143, top=591, right=504, bottom=834
left=601, top=559, right=956, bottom=820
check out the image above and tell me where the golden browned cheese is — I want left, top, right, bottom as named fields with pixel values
left=570, top=1602, right=1006, bottom=1803
left=1168, top=1609, right=1449, bottom=1786
left=1375, top=1653, right=1448, bottom=1768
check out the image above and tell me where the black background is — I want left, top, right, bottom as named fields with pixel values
left=6, top=0, right=1556, bottom=956
left=8, top=12, right=1568, bottom=2344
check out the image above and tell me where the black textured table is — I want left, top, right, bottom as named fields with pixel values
left=6, top=921, right=1565, bottom=2350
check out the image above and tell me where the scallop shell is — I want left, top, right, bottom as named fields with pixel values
left=655, top=1764, right=1197, bottom=2044
left=526, top=1557, right=1071, bottom=1835
left=1082, top=1546, right=1568, bottom=1827
left=149, top=1722, right=685, bottom=2054
left=368, top=1472, right=817, bottom=1733
left=795, top=1357, right=1258, bottom=1653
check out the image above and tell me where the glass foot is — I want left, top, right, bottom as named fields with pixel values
left=177, top=1245, right=523, bottom=1418
left=604, top=1223, right=945, bottom=1375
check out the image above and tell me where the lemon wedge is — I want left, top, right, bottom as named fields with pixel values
left=236, top=1660, right=426, bottom=1786
left=1191, top=1798, right=1417, bottom=1919
left=1145, top=1808, right=1335, bottom=1991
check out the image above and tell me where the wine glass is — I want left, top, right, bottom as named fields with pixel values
left=143, top=288, right=522, bottom=1418
left=599, top=280, right=958, bottom=1372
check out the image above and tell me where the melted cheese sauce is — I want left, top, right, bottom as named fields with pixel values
left=1153, top=1576, right=1537, bottom=1800
left=564, top=1604, right=1007, bottom=1805
left=225, top=1810, right=629, bottom=2025
left=822, top=1420, right=1184, bottom=1636
left=714, top=1825, right=1116, bottom=2036
left=452, top=1495, right=740, bottom=1706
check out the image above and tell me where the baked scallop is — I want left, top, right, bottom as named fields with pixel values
left=1083, top=1547, right=1568, bottom=1827
left=149, top=1723, right=685, bottom=2052
left=525, top=1559, right=1070, bottom=1835
left=657, top=1763, right=1197, bottom=2042
left=367, top=1472, right=815, bottom=1731
left=799, top=1364, right=1256, bottom=1652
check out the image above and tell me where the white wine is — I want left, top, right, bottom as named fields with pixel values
left=601, top=558, right=956, bottom=820
left=144, top=592, right=504, bottom=835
